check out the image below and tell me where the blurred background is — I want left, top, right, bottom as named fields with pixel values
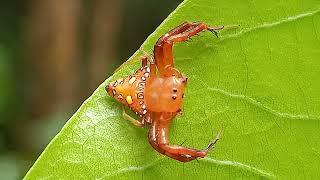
left=0, top=0, right=182, bottom=178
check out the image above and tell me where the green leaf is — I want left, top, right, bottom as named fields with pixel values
left=25, top=0, right=320, bottom=179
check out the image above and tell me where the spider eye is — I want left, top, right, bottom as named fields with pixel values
left=173, top=88, right=178, bottom=92
left=172, top=94, right=177, bottom=100
left=182, top=77, right=188, bottom=83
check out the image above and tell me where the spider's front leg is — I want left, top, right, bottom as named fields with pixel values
left=153, top=22, right=224, bottom=77
left=140, top=52, right=157, bottom=78
left=148, top=112, right=221, bottom=162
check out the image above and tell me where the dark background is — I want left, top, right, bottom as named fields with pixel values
left=0, top=0, right=182, bottom=178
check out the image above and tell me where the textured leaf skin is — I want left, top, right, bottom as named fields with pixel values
left=25, top=0, right=320, bottom=179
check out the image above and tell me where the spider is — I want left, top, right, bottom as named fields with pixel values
left=106, top=22, right=225, bottom=162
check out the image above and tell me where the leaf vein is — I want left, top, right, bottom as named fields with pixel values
left=202, top=157, right=276, bottom=179
left=220, top=8, right=320, bottom=41
left=207, top=87, right=320, bottom=121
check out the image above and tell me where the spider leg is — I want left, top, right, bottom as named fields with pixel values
left=149, top=63, right=157, bottom=78
left=153, top=22, right=225, bottom=77
left=148, top=112, right=208, bottom=162
left=163, top=21, right=194, bottom=38
left=122, top=107, right=144, bottom=128
left=205, top=128, right=223, bottom=151
left=140, top=48, right=155, bottom=64
left=141, top=55, right=148, bottom=67
left=139, top=49, right=157, bottom=78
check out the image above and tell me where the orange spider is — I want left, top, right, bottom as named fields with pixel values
left=106, top=22, right=225, bottom=162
